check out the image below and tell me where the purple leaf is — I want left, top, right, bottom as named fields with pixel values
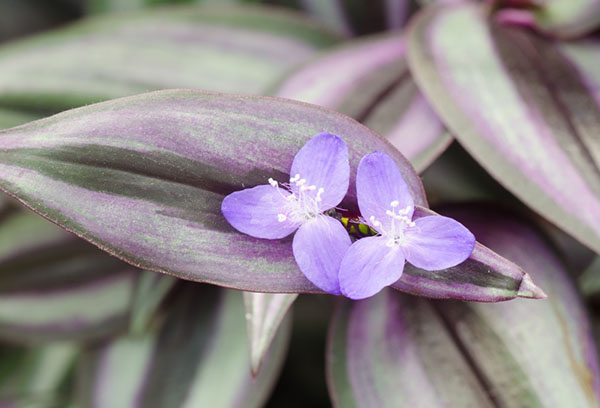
left=0, top=4, right=340, bottom=111
left=328, top=206, right=600, bottom=407
left=328, top=290, right=493, bottom=407
left=0, top=90, right=425, bottom=294
left=496, top=0, right=600, bottom=39
left=243, top=292, right=297, bottom=375
left=340, top=151, right=475, bottom=300
left=408, top=3, right=600, bottom=255
left=274, top=32, right=452, bottom=173
left=391, top=206, right=544, bottom=302
left=0, top=210, right=140, bottom=343
left=79, top=286, right=290, bottom=408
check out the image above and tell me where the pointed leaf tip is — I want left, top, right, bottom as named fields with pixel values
left=517, top=273, right=547, bottom=299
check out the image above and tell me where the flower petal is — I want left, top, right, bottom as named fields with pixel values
left=403, top=215, right=475, bottom=271
left=292, top=216, right=351, bottom=295
left=290, top=133, right=349, bottom=211
left=339, top=236, right=405, bottom=300
left=356, top=151, right=414, bottom=232
left=221, top=185, right=300, bottom=239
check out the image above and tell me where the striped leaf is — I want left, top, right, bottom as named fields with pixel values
left=78, top=286, right=290, bottom=408
left=496, top=0, right=600, bottom=39
left=243, top=292, right=297, bottom=375
left=393, top=206, right=546, bottom=302
left=0, top=90, right=545, bottom=301
left=129, top=271, right=178, bottom=335
left=0, top=4, right=339, bottom=112
left=0, top=90, right=426, bottom=294
left=0, top=342, right=78, bottom=407
left=408, top=3, right=600, bottom=255
left=0, top=210, right=138, bottom=343
left=274, top=32, right=451, bottom=173
left=328, top=290, right=494, bottom=408
left=328, top=206, right=600, bottom=407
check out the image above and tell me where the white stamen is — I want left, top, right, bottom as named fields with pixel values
left=316, top=187, right=325, bottom=203
left=268, top=172, right=326, bottom=224
left=390, top=200, right=399, bottom=208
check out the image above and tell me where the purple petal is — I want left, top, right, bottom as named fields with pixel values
left=221, top=185, right=299, bottom=239
left=356, top=151, right=414, bottom=232
left=292, top=216, right=351, bottom=295
left=289, top=133, right=349, bottom=211
left=403, top=215, right=475, bottom=271
left=339, top=236, right=405, bottom=300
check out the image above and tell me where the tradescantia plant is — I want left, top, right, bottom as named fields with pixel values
left=0, top=0, right=599, bottom=407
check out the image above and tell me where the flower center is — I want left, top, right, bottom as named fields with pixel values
left=268, top=174, right=325, bottom=224
left=369, top=200, right=414, bottom=247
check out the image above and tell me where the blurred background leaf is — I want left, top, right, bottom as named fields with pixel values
left=328, top=205, right=600, bottom=407
left=0, top=342, right=77, bottom=407
left=76, top=285, right=291, bottom=408
left=273, top=31, right=452, bottom=173
left=408, top=2, right=600, bottom=256
left=0, top=4, right=340, bottom=112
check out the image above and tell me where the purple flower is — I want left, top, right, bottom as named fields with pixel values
left=339, top=151, right=475, bottom=300
left=221, top=133, right=351, bottom=295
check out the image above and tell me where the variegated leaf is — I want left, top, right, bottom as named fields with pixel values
left=408, top=3, right=600, bottom=254
left=328, top=205, right=600, bottom=407
left=78, top=286, right=290, bottom=408
left=0, top=4, right=339, bottom=112
left=0, top=90, right=544, bottom=301
left=275, top=32, right=451, bottom=173
left=243, top=292, right=297, bottom=375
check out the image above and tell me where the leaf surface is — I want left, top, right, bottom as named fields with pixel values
left=0, top=211, right=139, bottom=343
left=78, top=286, right=290, bottom=408
left=0, top=90, right=425, bottom=293
left=328, top=205, right=600, bottom=407
left=275, top=32, right=451, bottom=173
left=408, top=3, right=600, bottom=254
left=243, top=292, right=297, bottom=374
left=0, top=4, right=339, bottom=111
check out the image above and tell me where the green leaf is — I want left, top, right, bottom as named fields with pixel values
left=408, top=3, right=600, bottom=254
left=0, top=90, right=426, bottom=293
left=328, top=205, right=600, bottom=407
left=274, top=32, right=452, bottom=173
left=0, top=342, right=78, bottom=407
left=0, top=211, right=138, bottom=343
left=77, top=286, right=291, bottom=408
left=0, top=4, right=340, bottom=112
left=243, top=292, right=297, bottom=375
